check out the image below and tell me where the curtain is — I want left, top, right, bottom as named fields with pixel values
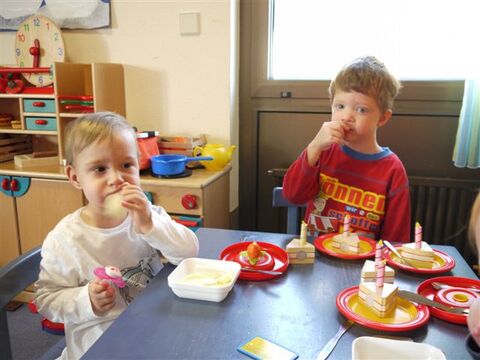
left=453, top=79, right=480, bottom=168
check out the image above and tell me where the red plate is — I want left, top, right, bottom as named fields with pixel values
left=384, top=245, right=455, bottom=274
left=336, top=286, right=430, bottom=332
left=219, top=241, right=289, bottom=281
left=417, top=276, right=480, bottom=325
left=314, top=233, right=376, bottom=260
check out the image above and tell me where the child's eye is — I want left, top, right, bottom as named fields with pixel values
left=123, top=163, right=133, bottom=169
left=94, top=166, right=106, bottom=173
left=356, top=106, right=367, bottom=113
left=333, top=103, right=344, bottom=110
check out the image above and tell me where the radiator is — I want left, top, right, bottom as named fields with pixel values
left=409, top=176, right=479, bottom=267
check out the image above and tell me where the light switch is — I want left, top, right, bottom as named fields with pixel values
left=179, top=12, right=200, bottom=35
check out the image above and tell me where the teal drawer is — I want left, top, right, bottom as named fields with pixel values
left=25, top=117, right=57, bottom=131
left=23, top=99, right=56, bottom=113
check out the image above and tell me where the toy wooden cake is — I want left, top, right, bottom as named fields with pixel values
left=286, top=221, right=315, bottom=264
left=361, top=240, right=394, bottom=283
left=359, top=260, right=398, bottom=318
left=331, top=214, right=360, bottom=254
left=400, top=222, right=434, bottom=268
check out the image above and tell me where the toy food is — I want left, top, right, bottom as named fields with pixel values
left=331, top=214, right=360, bottom=254
left=361, top=260, right=395, bottom=283
left=358, top=260, right=398, bottom=318
left=103, top=193, right=127, bottom=219
left=181, top=271, right=233, bottom=286
left=243, top=242, right=264, bottom=265
left=400, top=223, right=434, bottom=268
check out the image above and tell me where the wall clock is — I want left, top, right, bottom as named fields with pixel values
left=14, top=15, right=65, bottom=87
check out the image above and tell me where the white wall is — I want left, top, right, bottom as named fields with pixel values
left=0, top=0, right=239, bottom=212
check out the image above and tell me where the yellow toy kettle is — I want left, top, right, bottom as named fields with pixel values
left=193, top=143, right=236, bottom=170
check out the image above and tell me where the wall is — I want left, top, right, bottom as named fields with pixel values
left=0, top=0, right=239, bottom=213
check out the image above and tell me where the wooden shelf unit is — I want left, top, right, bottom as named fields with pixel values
left=0, top=62, right=126, bottom=164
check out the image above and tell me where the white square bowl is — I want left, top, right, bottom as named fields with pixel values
left=168, top=258, right=241, bottom=302
left=352, top=336, right=446, bottom=360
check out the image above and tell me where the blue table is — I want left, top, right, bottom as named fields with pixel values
left=83, top=228, right=477, bottom=359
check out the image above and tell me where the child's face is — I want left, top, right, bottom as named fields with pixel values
left=68, top=129, right=139, bottom=214
left=331, top=90, right=391, bottom=147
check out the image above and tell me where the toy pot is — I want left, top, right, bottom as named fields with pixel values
left=151, top=154, right=213, bottom=176
left=192, top=144, right=236, bottom=171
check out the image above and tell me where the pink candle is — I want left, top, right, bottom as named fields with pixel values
left=344, top=214, right=350, bottom=234
left=376, top=260, right=386, bottom=289
left=375, top=240, right=383, bottom=267
left=415, top=222, right=422, bottom=249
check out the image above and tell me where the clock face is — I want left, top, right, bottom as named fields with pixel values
left=15, top=15, right=65, bottom=87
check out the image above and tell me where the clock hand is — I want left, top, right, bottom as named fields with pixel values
left=29, top=39, right=40, bottom=68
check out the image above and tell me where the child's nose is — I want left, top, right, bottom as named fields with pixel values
left=108, top=170, right=125, bottom=185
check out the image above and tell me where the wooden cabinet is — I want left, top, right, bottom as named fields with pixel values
left=141, top=166, right=231, bottom=229
left=0, top=62, right=125, bottom=164
left=0, top=174, right=84, bottom=266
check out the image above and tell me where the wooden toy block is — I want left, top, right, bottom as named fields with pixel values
left=286, top=221, right=315, bottom=264
left=286, top=238, right=315, bottom=264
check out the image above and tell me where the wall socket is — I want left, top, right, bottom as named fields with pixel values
left=179, top=12, right=200, bottom=35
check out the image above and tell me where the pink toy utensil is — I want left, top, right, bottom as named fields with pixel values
left=376, top=260, right=386, bottom=289
left=94, top=266, right=127, bottom=288
left=343, top=214, right=351, bottom=234
left=375, top=240, right=383, bottom=267
left=415, top=222, right=422, bottom=249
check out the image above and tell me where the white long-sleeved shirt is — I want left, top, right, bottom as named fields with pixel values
left=35, top=204, right=199, bottom=359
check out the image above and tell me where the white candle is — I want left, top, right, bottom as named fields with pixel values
left=300, top=221, right=307, bottom=245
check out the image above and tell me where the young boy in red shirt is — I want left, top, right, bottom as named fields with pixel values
left=283, top=56, right=410, bottom=242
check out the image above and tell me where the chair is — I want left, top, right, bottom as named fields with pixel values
left=272, top=186, right=307, bottom=234
left=0, top=246, right=65, bottom=360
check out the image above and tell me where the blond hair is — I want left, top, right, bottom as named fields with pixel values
left=64, top=112, right=135, bottom=166
left=329, top=56, right=401, bottom=113
left=469, top=192, right=480, bottom=254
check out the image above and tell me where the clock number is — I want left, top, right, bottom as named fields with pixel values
left=17, top=33, right=25, bottom=42
left=46, top=22, right=50, bottom=31
left=54, top=33, right=59, bottom=41
left=33, top=18, right=40, bottom=27
left=15, top=48, right=21, bottom=56
left=38, top=76, right=44, bottom=85
left=58, top=47, right=64, bottom=56
left=20, top=61, right=24, bottom=67
left=23, top=23, right=29, bottom=32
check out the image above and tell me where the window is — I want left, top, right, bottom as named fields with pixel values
left=270, top=0, right=479, bottom=80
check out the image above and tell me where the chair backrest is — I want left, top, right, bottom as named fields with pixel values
left=0, top=246, right=41, bottom=360
left=272, top=187, right=307, bottom=234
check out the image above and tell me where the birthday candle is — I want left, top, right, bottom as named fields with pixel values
left=375, top=240, right=383, bottom=267
left=300, top=220, right=307, bottom=245
left=415, top=222, right=422, bottom=249
left=344, top=214, right=350, bottom=234
left=376, top=260, right=386, bottom=289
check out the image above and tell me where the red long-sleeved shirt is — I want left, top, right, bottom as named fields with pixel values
left=283, top=144, right=411, bottom=243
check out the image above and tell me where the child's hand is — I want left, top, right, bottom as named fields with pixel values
left=120, top=183, right=153, bottom=234
left=307, top=121, right=348, bottom=166
left=468, top=298, right=480, bottom=345
left=89, top=278, right=116, bottom=316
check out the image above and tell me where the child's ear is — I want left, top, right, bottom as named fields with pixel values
left=377, top=109, right=393, bottom=127
left=66, top=165, right=82, bottom=190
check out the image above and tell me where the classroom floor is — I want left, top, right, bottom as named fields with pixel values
left=7, top=303, right=64, bottom=359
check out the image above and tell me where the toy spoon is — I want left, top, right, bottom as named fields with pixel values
left=94, top=266, right=126, bottom=288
